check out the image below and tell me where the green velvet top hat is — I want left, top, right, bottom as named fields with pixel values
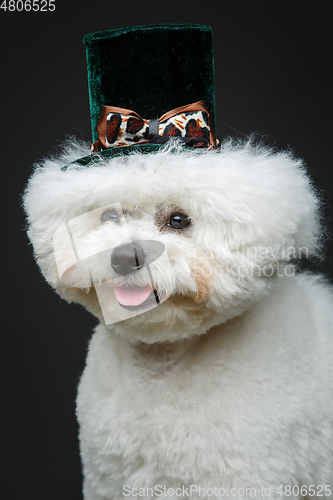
left=66, top=24, right=218, bottom=168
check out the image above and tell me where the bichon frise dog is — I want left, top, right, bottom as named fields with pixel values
left=23, top=138, right=333, bottom=500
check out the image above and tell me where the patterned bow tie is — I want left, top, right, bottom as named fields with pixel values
left=91, top=100, right=217, bottom=153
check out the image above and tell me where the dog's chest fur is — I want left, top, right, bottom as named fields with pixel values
left=77, top=275, right=332, bottom=499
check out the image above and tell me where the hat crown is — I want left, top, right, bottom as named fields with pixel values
left=83, top=24, right=216, bottom=143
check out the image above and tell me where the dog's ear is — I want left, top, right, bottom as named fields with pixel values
left=249, top=147, right=323, bottom=263
left=23, top=139, right=92, bottom=290
left=205, top=141, right=324, bottom=266
left=23, top=139, right=108, bottom=319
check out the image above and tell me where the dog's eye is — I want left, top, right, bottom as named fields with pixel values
left=167, top=213, right=191, bottom=230
left=101, top=209, right=119, bottom=223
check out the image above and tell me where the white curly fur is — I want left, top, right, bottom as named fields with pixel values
left=23, top=139, right=333, bottom=499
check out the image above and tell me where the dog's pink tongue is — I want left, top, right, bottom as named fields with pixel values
left=114, top=285, right=153, bottom=306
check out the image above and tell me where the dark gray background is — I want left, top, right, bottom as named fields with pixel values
left=1, top=2, right=332, bottom=499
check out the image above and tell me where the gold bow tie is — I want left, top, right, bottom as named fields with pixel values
left=91, top=100, right=217, bottom=152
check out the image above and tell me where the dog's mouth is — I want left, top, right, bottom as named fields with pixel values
left=114, top=284, right=161, bottom=311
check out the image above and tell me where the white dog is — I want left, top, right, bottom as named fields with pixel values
left=24, top=138, right=333, bottom=499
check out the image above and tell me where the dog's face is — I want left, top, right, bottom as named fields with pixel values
left=24, top=141, right=321, bottom=343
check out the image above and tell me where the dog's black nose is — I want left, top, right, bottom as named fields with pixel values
left=111, top=242, right=145, bottom=276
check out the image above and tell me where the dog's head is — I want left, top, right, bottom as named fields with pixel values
left=23, top=139, right=322, bottom=343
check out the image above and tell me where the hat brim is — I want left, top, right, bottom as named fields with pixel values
left=61, top=142, right=198, bottom=171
